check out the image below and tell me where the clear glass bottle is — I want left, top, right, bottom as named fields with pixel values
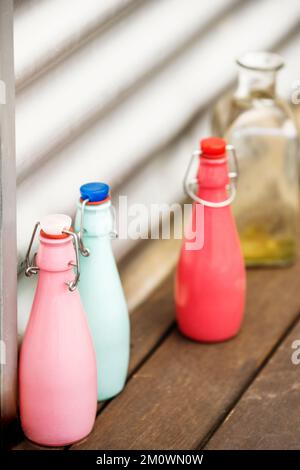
left=212, top=51, right=299, bottom=267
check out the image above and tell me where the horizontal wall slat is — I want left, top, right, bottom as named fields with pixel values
left=15, top=0, right=238, bottom=181
left=14, top=0, right=138, bottom=89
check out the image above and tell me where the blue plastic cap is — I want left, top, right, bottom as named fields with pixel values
left=80, top=182, right=110, bottom=202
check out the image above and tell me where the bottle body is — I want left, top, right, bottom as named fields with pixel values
left=212, top=52, right=299, bottom=266
left=19, top=234, right=97, bottom=446
left=175, top=140, right=246, bottom=342
left=75, top=201, right=130, bottom=401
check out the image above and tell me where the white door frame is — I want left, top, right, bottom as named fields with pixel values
left=0, top=0, right=17, bottom=438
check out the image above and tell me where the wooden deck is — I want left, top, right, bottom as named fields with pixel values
left=11, top=233, right=300, bottom=450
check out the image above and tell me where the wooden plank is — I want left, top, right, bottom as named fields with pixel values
left=120, top=237, right=181, bottom=313
left=205, top=316, right=300, bottom=450
left=13, top=440, right=63, bottom=451
left=128, top=272, right=175, bottom=376
left=72, top=258, right=300, bottom=450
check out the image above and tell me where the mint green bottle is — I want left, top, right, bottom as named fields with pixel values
left=75, top=182, right=130, bottom=401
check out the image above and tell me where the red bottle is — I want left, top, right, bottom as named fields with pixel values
left=175, top=137, right=246, bottom=342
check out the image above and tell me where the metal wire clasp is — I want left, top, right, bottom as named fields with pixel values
left=79, top=199, right=90, bottom=257
left=78, top=199, right=118, bottom=256
left=62, top=230, right=80, bottom=292
left=183, top=144, right=239, bottom=208
left=24, top=223, right=81, bottom=292
left=25, top=222, right=40, bottom=277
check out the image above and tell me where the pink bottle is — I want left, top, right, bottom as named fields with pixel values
left=175, top=137, right=246, bottom=342
left=19, top=214, right=97, bottom=446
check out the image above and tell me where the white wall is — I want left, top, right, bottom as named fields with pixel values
left=16, top=0, right=300, bottom=337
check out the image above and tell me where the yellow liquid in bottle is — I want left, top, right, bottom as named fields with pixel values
left=240, top=225, right=296, bottom=267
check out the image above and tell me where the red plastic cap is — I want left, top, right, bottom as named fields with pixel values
left=200, top=137, right=226, bottom=158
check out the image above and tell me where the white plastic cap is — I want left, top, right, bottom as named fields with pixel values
left=40, top=214, right=72, bottom=236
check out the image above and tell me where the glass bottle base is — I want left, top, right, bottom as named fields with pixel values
left=240, top=232, right=297, bottom=268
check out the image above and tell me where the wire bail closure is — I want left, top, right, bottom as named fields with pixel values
left=62, top=230, right=81, bottom=291
left=78, top=199, right=118, bottom=257
left=25, top=222, right=40, bottom=277
left=25, top=223, right=81, bottom=292
left=183, top=144, right=239, bottom=208
left=79, top=199, right=90, bottom=257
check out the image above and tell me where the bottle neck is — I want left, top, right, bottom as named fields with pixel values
left=36, top=235, right=75, bottom=272
left=235, top=67, right=277, bottom=100
left=197, top=156, right=229, bottom=187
